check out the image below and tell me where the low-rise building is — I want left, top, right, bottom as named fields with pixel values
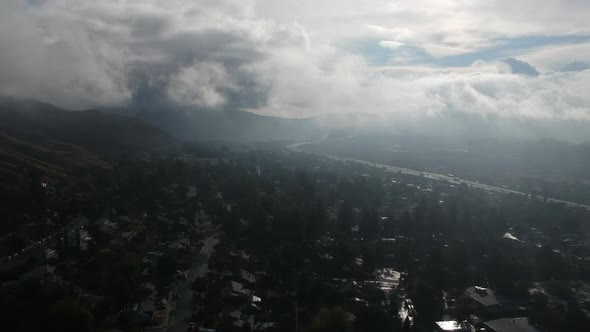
left=466, top=286, right=503, bottom=318
left=483, top=317, right=540, bottom=332
left=435, top=321, right=475, bottom=332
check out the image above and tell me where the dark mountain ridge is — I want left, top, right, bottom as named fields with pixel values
left=109, top=104, right=316, bottom=142
left=0, top=98, right=175, bottom=190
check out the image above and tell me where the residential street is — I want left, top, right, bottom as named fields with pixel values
left=168, top=234, right=219, bottom=332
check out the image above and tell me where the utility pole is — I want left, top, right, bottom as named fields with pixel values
left=295, top=298, right=298, bottom=332
left=75, top=228, right=81, bottom=252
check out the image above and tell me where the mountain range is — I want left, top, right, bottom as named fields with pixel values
left=0, top=98, right=175, bottom=191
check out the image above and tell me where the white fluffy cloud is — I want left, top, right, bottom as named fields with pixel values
left=167, top=61, right=236, bottom=108
left=256, top=0, right=590, bottom=58
left=1, top=0, right=590, bottom=139
left=0, top=1, right=131, bottom=108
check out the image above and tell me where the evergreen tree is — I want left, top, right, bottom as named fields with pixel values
left=337, top=200, right=354, bottom=233
left=63, top=226, right=69, bottom=254
left=75, top=229, right=81, bottom=252
left=360, top=207, right=379, bottom=240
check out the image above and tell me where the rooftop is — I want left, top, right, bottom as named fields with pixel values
left=435, top=321, right=474, bottom=331
left=240, top=270, right=256, bottom=284
left=484, top=317, right=540, bottom=332
left=466, top=286, right=501, bottom=307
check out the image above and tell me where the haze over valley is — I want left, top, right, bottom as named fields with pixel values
left=2, top=1, right=590, bottom=332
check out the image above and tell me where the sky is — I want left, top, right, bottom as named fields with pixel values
left=2, top=0, right=590, bottom=139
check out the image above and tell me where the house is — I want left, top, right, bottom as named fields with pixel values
left=483, top=317, right=540, bottom=332
left=177, top=237, right=190, bottom=247
left=129, top=296, right=155, bottom=325
left=253, top=322, right=276, bottom=331
left=233, top=320, right=244, bottom=329
left=44, top=186, right=56, bottom=195
left=466, top=287, right=500, bottom=307
left=46, top=264, right=56, bottom=276
left=223, top=281, right=251, bottom=300
left=178, top=156, right=219, bottom=167
left=116, top=216, right=135, bottom=224
left=96, top=218, right=118, bottom=235
left=373, top=268, right=401, bottom=294
left=243, top=314, right=255, bottom=328
left=229, top=250, right=251, bottom=262
left=466, top=286, right=503, bottom=317
left=74, top=216, right=90, bottom=226
left=121, top=231, right=137, bottom=242
left=45, top=249, right=58, bottom=262
left=186, top=186, right=197, bottom=199
left=240, top=270, right=256, bottom=285
left=435, top=321, right=475, bottom=332
left=225, top=308, right=241, bottom=320
left=196, top=210, right=211, bottom=225
left=219, top=306, right=243, bottom=330
left=466, top=286, right=526, bottom=319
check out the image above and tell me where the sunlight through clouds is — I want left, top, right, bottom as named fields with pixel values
left=1, top=0, right=590, bottom=140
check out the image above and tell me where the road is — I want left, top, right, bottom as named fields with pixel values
left=1, top=218, right=81, bottom=263
left=288, top=142, right=590, bottom=211
left=167, top=234, right=219, bottom=332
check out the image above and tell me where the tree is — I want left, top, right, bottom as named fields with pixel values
left=75, top=228, right=81, bottom=252
left=47, top=300, right=93, bottom=332
left=63, top=226, right=69, bottom=254
left=356, top=305, right=401, bottom=332
left=155, top=254, right=179, bottom=285
left=360, top=207, right=379, bottom=240
left=338, top=201, right=354, bottom=233
left=28, top=168, right=43, bottom=200
left=402, top=317, right=411, bottom=331
left=193, top=276, right=208, bottom=293
left=400, top=211, right=413, bottom=236
left=452, top=295, right=476, bottom=322
left=308, top=307, right=352, bottom=332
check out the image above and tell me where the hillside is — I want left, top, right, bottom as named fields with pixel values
left=106, top=99, right=321, bottom=142
left=0, top=98, right=175, bottom=191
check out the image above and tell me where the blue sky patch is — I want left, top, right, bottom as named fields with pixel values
left=345, top=34, right=590, bottom=68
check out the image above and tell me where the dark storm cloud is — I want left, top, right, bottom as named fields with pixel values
left=0, top=0, right=307, bottom=110
left=1, top=0, right=590, bottom=140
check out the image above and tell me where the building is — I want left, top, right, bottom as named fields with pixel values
left=186, top=186, right=197, bottom=199
left=466, top=286, right=504, bottom=318
left=435, top=321, right=475, bottom=332
left=239, top=270, right=256, bottom=285
left=222, top=281, right=251, bottom=300
left=466, top=286, right=526, bottom=319
left=466, top=287, right=501, bottom=308
left=44, top=249, right=58, bottom=262
left=483, top=317, right=540, bottom=332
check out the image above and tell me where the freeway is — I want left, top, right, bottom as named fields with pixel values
left=288, top=142, right=590, bottom=211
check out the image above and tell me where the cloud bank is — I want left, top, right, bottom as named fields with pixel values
left=1, top=0, right=590, bottom=140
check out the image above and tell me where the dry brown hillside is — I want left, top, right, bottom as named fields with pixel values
left=0, top=98, right=176, bottom=192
